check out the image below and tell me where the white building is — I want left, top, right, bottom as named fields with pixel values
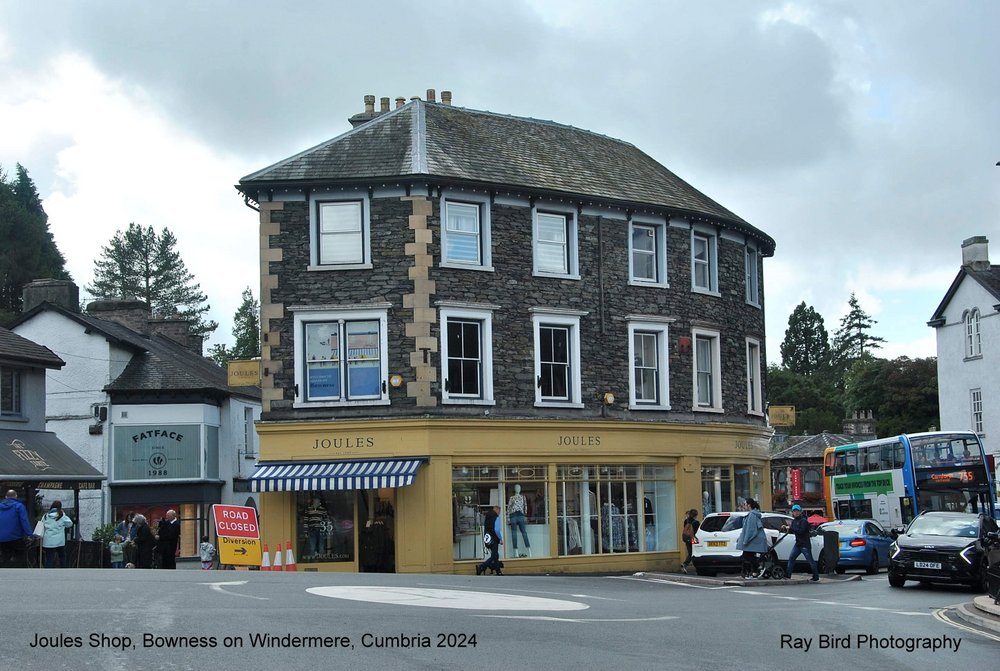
left=11, top=280, right=261, bottom=556
left=929, top=236, right=999, bottom=472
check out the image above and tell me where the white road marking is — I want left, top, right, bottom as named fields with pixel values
left=307, top=586, right=589, bottom=611
left=198, top=580, right=268, bottom=600
left=933, top=608, right=1000, bottom=642
left=615, top=576, right=736, bottom=590
left=476, top=615, right=680, bottom=623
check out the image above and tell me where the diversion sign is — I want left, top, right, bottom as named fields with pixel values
left=212, top=504, right=262, bottom=566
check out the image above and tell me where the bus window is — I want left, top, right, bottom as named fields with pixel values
left=865, top=445, right=881, bottom=471
left=834, top=452, right=847, bottom=476
left=824, top=451, right=836, bottom=477
left=893, top=442, right=905, bottom=469
left=844, top=449, right=859, bottom=473
left=879, top=445, right=894, bottom=470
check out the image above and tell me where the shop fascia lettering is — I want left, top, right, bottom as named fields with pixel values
left=312, top=436, right=375, bottom=449
left=557, top=434, right=601, bottom=446
left=131, top=429, right=185, bottom=443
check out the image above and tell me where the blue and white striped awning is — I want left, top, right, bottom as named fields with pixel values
left=249, top=457, right=428, bottom=492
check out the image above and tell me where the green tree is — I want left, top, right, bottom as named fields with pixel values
left=767, top=365, right=844, bottom=434
left=208, top=287, right=260, bottom=366
left=832, top=293, right=886, bottom=364
left=843, top=356, right=938, bottom=436
left=779, top=302, right=831, bottom=375
left=0, top=163, right=71, bottom=324
left=87, top=222, right=217, bottom=338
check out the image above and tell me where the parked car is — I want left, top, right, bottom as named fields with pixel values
left=691, top=511, right=827, bottom=577
left=887, top=511, right=999, bottom=591
left=817, top=519, right=893, bottom=574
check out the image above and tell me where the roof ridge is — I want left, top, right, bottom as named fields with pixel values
left=412, top=99, right=427, bottom=173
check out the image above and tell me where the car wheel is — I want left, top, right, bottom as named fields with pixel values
left=835, top=566, right=846, bottom=574
left=694, top=567, right=716, bottom=577
left=866, top=550, right=879, bottom=575
left=888, top=573, right=906, bottom=588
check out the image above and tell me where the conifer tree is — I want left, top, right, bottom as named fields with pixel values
left=209, top=287, right=260, bottom=366
left=779, top=302, right=831, bottom=375
left=832, top=293, right=886, bottom=363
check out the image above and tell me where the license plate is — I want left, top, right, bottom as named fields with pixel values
left=914, top=561, right=941, bottom=570
left=707, top=541, right=728, bottom=548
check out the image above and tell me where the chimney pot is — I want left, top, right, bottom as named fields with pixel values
left=441, top=90, right=452, bottom=105
left=410, top=96, right=420, bottom=102
left=395, top=96, right=406, bottom=109
left=380, top=97, right=390, bottom=112
left=961, top=235, right=990, bottom=271
left=426, top=88, right=436, bottom=102
left=363, top=94, right=375, bottom=114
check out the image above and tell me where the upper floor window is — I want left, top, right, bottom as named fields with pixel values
left=965, top=309, right=981, bottom=358
left=533, top=206, right=579, bottom=279
left=971, top=388, right=983, bottom=434
left=441, top=192, right=492, bottom=270
left=692, top=328, right=722, bottom=412
left=439, top=304, right=495, bottom=405
left=293, top=307, right=389, bottom=406
left=745, top=245, right=760, bottom=306
left=0, top=367, right=22, bottom=416
left=627, top=319, right=671, bottom=410
left=532, top=310, right=585, bottom=407
left=746, top=338, right=763, bottom=415
left=629, top=218, right=668, bottom=287
left=310, top=193, right=372, bottom=270
left=691, top=228, right=718, bottom=294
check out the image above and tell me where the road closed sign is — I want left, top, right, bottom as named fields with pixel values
left=212, top=504, right=262, bottom=566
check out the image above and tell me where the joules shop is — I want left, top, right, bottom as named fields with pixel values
left=250, top=418, right=772, bottom=574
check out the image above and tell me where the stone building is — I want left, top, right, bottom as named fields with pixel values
left=238, top=90, right=776, bottom=573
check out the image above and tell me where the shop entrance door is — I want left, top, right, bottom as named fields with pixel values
left=359, top=490, right=396, bottom=572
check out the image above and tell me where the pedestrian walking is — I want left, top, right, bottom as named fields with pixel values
left=133, top=514, right=155, bottom=568
left=109, top=534, right=126, bottom=568
left=0, top=489, right=33, bottom=568
left=475, top=505, right=504, bottom=576
left=735, top=498, right=767, bottom=578
left=199, top=535, right=216, bottom=570
left=115, top=512, right=138, bottom=566
left=680, top=508, right=700, bottom=573
left=156, top=510, right=181, bottom=569
left=40, top=500, right=74, bottom=568
left=783, top=504, right=820, bottom=581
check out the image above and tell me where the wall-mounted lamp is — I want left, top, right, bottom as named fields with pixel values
left=388, top=374, right=404, bottom=388
left=602, top=392, right=616, bottom=406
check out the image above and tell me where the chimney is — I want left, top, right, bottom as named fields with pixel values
left=86, top=299, right=152, bottom=334
left=961, top=236, right=990, bottom=271
left=148, top=317, right=191, bottom=348
left=410, top=96, right=420, bottom=103
left=363, top=94, right=375, bottom=114
left=380, top=97, right=390, bottom=112
left=395, top=96, right=405, bottom=109
left=426, top=88, right=436, bottom=103
left=441, top=90, right=452, bottom=106
left=348, top=94, right=381, bottom=128
left=22, top=279, right=80, bottom=314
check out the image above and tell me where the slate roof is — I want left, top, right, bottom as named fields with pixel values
left=928, top=264, right=1000, bottom=325
left=0, top=326, right=64, bottom=369
left=11, top=303, right=260, bottom=401
left=771, top=433, right=857, bottom=461
left=240, top=100, right=774, bottom=254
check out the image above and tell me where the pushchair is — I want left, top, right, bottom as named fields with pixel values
left=742, top=532, right=788, bottom=580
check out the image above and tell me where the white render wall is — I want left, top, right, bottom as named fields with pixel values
left=934, top=275, right=999, bottom=464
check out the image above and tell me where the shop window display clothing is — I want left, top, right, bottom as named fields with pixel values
left=507, top=487, right=530, bottom=556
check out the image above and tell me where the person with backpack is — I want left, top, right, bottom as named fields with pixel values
left=680, top=508, right=700, bottom=573
left=475, top=505, right=504, bottom=576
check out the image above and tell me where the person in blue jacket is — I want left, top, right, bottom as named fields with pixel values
left=41, top=500, right=74, bottom=568
left=0, top=489, right=33, bottom=568
left=783, top=504, right=820, bottom=581
left=476, top=505, right=504, bottom=576
left=736, top=497, right=768, bottom=578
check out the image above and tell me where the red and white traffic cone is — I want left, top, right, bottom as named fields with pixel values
left=285, top=541, right=297, bottom=572
left=260, top=543, right=271, bottom=571
left=272, top=543, right=283, bottom=571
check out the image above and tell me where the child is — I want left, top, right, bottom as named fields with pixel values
left=199, top=535, right=216, bottom=570
left=109, top=534, right=125, bottom=568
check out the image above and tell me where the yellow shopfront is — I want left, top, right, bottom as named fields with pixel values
left=251, top=418, right=772, bottom=574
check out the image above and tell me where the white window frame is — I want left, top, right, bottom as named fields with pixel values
left=627, top=319, right=671, bottom=410
left=629, top=216, right=668, bottom=287
left=308, top=191, right=372, bottom=270
left=745, top=245, right=760, bottom=306
left=692, top=327, right=723, bottom=412
left=0, top=366, right=22, bottom=416
left=691, top=227, right=719, bottom=295
left=746, top=337, right=763, bottom=415
left=971, top=388, right=983, bottom=434
left=531, top=309, right=585, bottom=408
left=532, top=203, right=579, bottom=279
left=439, top=305, right=495, bottom=405
left=292, top=306, right=390, bottom=407
left=965, top=309, right=981, bottom=358
left=440, top=191, right=493, bottom=271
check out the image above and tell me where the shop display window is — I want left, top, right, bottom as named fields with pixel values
left=555, top=464, right=676, bottom=556
left=296, top=490, right=355, bottom=563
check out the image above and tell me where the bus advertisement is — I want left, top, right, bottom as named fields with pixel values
left=823, top=431, right=997, bottom=529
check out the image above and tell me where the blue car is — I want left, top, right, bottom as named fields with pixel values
left=818, top=519, right=894, bottom=574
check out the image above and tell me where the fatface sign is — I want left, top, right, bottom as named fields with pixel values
left=113, top=425, right=201, bottom=481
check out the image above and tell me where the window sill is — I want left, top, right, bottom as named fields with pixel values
left=0, top=414, right=28, bottom=423
left=629, top=279, right=670, bottom=289
left=691, top=287, right=721, bottom=298
left=534, top=401, right=586, bottom=409
left=293, top=399, right=390, bottom=408
left=745, top=300, right=762, bottom=309
left=692, top=406, right=724, bottom=413
left=747, top=409, right=765, bottom=417
left=533, top=271, right=581, bottom=281
left=439, top=262, right=495, bottom=272
left=307, top=263, right=373, bottom=272
left=629, top=403, right=671, bottom=411
left=442, top=398, right=496, bottom=406
left=963, top=354, right=983, bottom=362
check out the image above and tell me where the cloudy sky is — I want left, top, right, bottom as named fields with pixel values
left=1, top=1, right=997, bottom=359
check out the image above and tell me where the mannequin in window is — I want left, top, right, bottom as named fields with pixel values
left=507, top=484, right=531, bottom=557
left=303, top=496, right=329, bottom=560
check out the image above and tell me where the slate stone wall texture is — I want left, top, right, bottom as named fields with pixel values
left=263, top=193, right=767, bottom=426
